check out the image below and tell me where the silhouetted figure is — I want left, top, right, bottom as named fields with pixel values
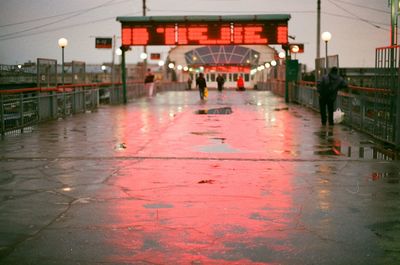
left=216, top=74, right=225, bottom=92
left=144, top=68, right=155, bottom=97
left=317, top=67, right=347, bottom=126
left=196, top=73, right=207, bottom=100
left=187, top=77, right=193, bottom=90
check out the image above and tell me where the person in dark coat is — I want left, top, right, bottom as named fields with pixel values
left=196, top=73, right=207, bottom=100
left=187, top=77, right=193, bottom=90
left=317, top=67, right=347, bottom=126
left=216, top=74, right=225, bottom=92
left=144, top=68, right=155, bottom=97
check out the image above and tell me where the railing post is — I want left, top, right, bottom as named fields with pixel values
left=395, top=48, right=400, bottom=147
left=121, top=48, right=127, bottom=104
left=36, top=90, right=41, bottom=122
left=20, top=93, right=24, bottom=133
left=63, top=88, right=67, bottom=117
left=71, top=88, right=76, bottom=114
left=285, top=49, right=289, bottom=103
left=0, top=93, right=4, bottom=137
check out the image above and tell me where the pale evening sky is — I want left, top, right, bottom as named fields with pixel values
left=0, top=0, right=392, bottom=71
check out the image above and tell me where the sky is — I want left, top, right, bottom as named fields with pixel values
left=0, top=0, right=392, bottom=71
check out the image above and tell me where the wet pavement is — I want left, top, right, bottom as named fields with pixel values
left=0, top=90, right=400, bottom=265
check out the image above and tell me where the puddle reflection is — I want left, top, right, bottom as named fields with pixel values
left=314, top=128, right=399, bottom=160
left=195, top=107, right=233, bottom=115
left=370, top=172, right=400, bottom=184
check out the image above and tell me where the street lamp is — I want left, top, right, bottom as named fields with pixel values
left=115, top=48, right=122, bottom=56
left=58, top=38, right=68, bottom=86
left=140, top=52, right=148, bottom=60
left=321, top=31, right=332, bottom=72
left=291, top=45, right=299, bottom=59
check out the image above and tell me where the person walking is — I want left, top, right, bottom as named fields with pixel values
left=216, top=74, right=225, bottom=92
left=236, top=75, right=245, bottom=91
left=196, top=73, right=207, bottom=100
left=187, top=77, right=193, bottom=90
left=317, top=67, right=347, bottom=126
left=144, top=68, right=155, bottom=97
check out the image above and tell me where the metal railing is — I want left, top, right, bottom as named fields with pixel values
left=258, top=80, right=399, bottom=148
left=1, top=81, right=186, bottom=136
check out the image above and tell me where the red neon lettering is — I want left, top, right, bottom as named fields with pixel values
left=188, top=27, right=208, bottom=42
left=243, top=26, right=267, bottom=44
left=156, top=27, right=176, bottom=44
left=277, top=26, right=288, bottom=44
left=216, top=27, right=231, bottom=44
left=178, top=27, right=188, bottom=44
left=165, top=27, right=176, bottom=45
left=130, top=28, right=149, bottom=45
left=184, top=26, right=232, bottom=45
left=122, top=28, right=132, bottom=45
left=233, top=27, right=244, bottom=44
left=122, top=22, right=285, bottom=45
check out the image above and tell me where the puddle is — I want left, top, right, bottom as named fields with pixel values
left=114, top=143, right=127, bottom=150
left=211, top=137, right=226, bottom=142
left=197, top=138, right=240, bottom=153
left=370, top=172, right=400, bottom=184
left=314, top=147, right=342, bottom=156
left=143, top=203, right=174, bottom=209
left=198, top=143, right=239, bottom=153
left=314, top=130, right=400, bottom=160
left=195, top=107, right=232, bottom=115
left=198, top=179, right=215, bottom=184
left=191, top=131, right=219, bottom=136
left=273, top=107, right=289, bottom=111
left=371, top=145, right=397, bottom=160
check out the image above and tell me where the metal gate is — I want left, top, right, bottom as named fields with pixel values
left=375, top=45, right=400, bottom=146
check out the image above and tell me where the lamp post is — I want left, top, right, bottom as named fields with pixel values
left=321, top=31, right=331, bottom=73
left=58, top=38, right=68, bottom=86
left=101, top=65, right=107, bottom=82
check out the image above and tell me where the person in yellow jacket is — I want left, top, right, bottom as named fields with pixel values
left=196, top=73, right=207, bottom=100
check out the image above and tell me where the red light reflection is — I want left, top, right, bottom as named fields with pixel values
left=104, top=107, right=297, bottom=264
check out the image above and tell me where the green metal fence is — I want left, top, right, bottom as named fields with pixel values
left=258, top=80, right=399, bottom=148
left=375, top=45, right=400, bottom=147
left=1, top=81, right=186, bottom=136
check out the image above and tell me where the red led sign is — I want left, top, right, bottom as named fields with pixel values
left=121, top=22, right=288, bottom=46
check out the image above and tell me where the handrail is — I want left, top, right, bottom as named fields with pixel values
left=0, top=82, right=121, bottom=94
left=376, top=45, right=400, bottom=50
left=2, top=80, right=391, bottom=95
left=297, top=80, right=392, bottom=94
left=0, top=80, right=184, bottom=94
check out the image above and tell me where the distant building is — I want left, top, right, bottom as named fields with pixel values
left=166, top=45, right=278, bottom=89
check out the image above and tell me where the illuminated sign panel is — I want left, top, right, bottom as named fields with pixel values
left=118, top=15, right=290, bottom=46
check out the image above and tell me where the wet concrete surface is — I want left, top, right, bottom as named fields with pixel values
left=0, top=90, right=400, bottom=264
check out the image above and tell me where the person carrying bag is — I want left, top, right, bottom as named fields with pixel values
left=317, top=67, right=347, bottom=126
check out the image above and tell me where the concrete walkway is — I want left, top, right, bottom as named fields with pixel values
left=0, top=90, right=399, bottom=265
